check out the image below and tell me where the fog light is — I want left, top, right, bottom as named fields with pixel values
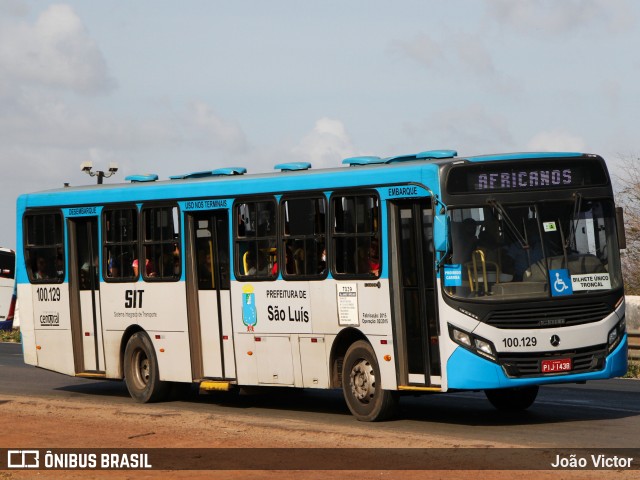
left=453, top=329, right=472, bottom=347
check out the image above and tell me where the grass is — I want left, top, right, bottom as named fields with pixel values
left=0, top=328, right=20, bottom=343
left=625, top=360, right=640, bottom=379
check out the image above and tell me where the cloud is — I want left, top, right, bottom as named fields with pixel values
left=0, top=0, right=28, bottom=16
left=404, top=106, right=514, bottom=155
left=185, top=101, right=248, bottom=153
left=0, top=4, right=115, bottom=94
left=453, top=34, right=496, bottom=76
left=391, top=31, right=513, bottom=89
left=485, top=0, right=635, bottom=35
left=527, top=131, right=586, bottom=152
left=391, top=34, right=444, bottom=69
left=290, top=118, right=359, bottom=169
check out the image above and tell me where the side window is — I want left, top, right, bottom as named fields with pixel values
left=235, top=200, right=277, bottom=280
left=103, top=208, right=138, bottom=281
left=142, top=205, right=181, bottom=281
left=332, top=194, right=381, bottom=277
left=282, top=197, right=327, bottom=278
left=24, top=212, right=64, bottom=283
left=0, top=251, right=15, bottom=280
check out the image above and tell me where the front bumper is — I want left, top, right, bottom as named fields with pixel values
left=446, top=333, right=628, bottom=390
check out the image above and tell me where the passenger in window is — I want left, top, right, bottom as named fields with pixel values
left=506, top=222, right=543, bottom=281
left=246, top=250, right=269, bottom=276
left=199, top=252, right=214, bottom=288
left=318, top=247, right=327, bottom=274
left=81, top=254, right=99, bottom=288
left=172, top=243, right=181, bottom=276
left=55, top=255, right=65, bottom=279
left=237, top=212, right=247, bottom=236
left=293, top=242, right=305, bottom=275
left=108, top=257, right=120, bottom=277
left=34, top=256, right=49, bottom=280
left=245, top=250, right=257, bottom=275
left=157, top=244, right=179, bottom=278
left=284, top=245, right=296, bottom=275
left=133, top=258, right=155, bottom=277
left=368, top=240, right=380, bottom=276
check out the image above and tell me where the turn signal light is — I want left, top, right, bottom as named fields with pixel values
left=384, top=355, right=392, bottom=362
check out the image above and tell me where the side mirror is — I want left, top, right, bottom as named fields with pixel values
left=434, top=214, right=450, bottom=255
left=616, top=206, right=627, bottom=250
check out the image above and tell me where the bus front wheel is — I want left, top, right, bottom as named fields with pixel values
left=484, top=386, right=539, bottom=411
left=124, top=332, right=170, bottom=403
left=341, top=340, right=397, bottom=422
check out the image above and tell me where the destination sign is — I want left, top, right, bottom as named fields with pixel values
left=473, top=167, right=575, bottom=191
left=446, top=159, right=607, bottom=194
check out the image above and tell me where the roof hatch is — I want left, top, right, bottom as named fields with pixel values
left=169, top=167, right=247, bottom=180
left=274, top=162, right=311, bottom=171
left=385, top=149, right=458, bottom=164
left=124, top=174, right=158, bottom=183
left=342, top=156, right=384, bottom=166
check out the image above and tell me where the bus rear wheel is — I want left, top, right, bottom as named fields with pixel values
left=484, top=386, right=539, bottom=411
left=341, top=340, right=397, bottom=422
left=124, top=332, right=169, bottom=403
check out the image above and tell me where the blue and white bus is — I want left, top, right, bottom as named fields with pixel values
left=16, top=150, right=627, bottom=421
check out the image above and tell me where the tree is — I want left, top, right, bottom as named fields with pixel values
left=615, top=155, right=640, bottom=295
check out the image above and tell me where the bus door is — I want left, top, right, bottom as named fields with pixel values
left=389, top=200, right=441, bottom=386
left=185, top=210, right=235, bottom=380
left=68, top=217, right=105, bottom=373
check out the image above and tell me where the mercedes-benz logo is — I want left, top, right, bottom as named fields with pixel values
left=550, top=335, right=561, bottom=347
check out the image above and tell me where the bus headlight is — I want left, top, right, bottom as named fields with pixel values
left=452, top=328, right=472, bottom=347
left=449, top=325, right=496, bottom=361
left=608, top=316, right=626, bottom=353
left=475, top=338, right=494, bottom=357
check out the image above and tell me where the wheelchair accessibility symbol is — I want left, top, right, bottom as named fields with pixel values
left=550, top=269, right=573, bottom=296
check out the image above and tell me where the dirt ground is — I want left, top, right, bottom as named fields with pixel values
left=0, top=393, right=635, bottom=480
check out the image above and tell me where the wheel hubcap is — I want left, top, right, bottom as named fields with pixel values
left=349, top=359, right=376, bottom=403
left=133, top=349, right=150, bottom=387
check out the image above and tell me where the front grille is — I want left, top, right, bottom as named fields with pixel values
left=498, top=344, right=607, bottom=378
left=485, top=303, right=613, bottom=329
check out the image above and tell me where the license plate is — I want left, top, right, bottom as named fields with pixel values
left=541, top=358, right=572, bottom=373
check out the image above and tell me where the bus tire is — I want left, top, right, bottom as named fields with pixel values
left=124, top=332, right=170, bottom=403
left=484, top=386, right=539, bottom=411
left=341, top=340, right=397, bottom=422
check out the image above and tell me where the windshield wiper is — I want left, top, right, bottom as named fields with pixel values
left=487, top=200, right=529, bottom=249
left=564, top=192, right=583, bottom=252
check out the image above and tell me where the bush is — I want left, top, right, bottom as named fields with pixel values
left=625, top=361, right=640, bottom=379
left=0, top=328, right=20, bottom=343
left=616, top=155, right=640, bottom=294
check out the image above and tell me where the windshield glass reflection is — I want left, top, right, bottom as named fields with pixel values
left=444, top=200, right=621, bottom=301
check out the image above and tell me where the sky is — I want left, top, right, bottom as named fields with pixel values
left=1, top=0, right=639, bottom=248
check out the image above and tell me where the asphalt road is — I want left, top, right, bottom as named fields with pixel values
left=2, top=342, right=639, bottom=449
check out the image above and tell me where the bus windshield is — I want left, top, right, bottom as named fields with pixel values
left=445, top=199, right=622, bottom=301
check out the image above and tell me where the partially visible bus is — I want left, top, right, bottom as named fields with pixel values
left=0, top=248, right=16, bottom=330
left=15, top=151, right=627, bottom=421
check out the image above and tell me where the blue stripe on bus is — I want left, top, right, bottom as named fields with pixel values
left=17, top=165, right=441, bottom=208
left=446, top=335, right=628, bottom=390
